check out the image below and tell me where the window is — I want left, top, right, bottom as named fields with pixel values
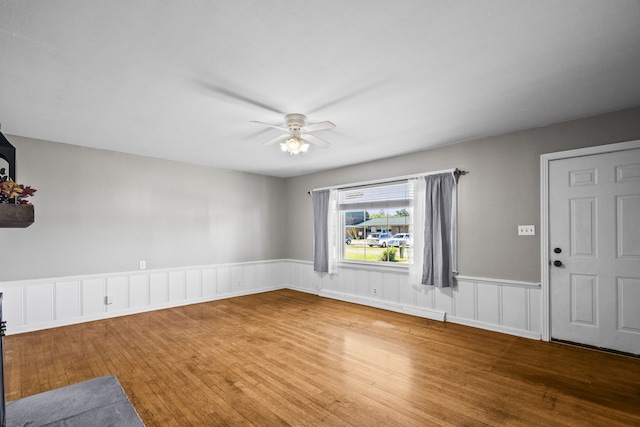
left=339, top=181, right=413, bottom=265
left=312, top=169, right=459, bottom=287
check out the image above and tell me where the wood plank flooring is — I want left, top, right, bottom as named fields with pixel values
left=4, top=289, right=640, bottom=426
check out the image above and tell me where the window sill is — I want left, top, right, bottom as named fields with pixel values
left=338, top=260, right=410, bottom=274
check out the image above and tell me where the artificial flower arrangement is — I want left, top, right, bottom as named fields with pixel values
left=0, top=167, right=36, bottom=204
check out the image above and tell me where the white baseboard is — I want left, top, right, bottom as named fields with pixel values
left=447, top=315, right=542, bottom=340
left=320, top=289, right=446, bottom=321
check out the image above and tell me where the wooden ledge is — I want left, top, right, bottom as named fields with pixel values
left=0, top=204, right=34, bottom=228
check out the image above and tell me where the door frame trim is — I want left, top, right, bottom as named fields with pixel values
left=540, top=139, right=640, bottom=341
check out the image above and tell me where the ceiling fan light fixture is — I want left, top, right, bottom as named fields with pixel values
left=281, top=137, right=308, bottom=155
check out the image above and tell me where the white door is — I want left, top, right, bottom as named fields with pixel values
left=549, top=148, right=640, bottom=355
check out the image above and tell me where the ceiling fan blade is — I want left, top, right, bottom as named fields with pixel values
left=196, top=81, right=283, bottom=114
left=308, top=80, right=383, bottom=113
left=303, top=134, right=331, bottom=148
left=250, top=121, right=288, bottom=131
left=301, top=121, right=336, bottom=133
left=262, top=134, right=289, bottom=146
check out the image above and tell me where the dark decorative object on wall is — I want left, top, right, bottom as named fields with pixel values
left=0, top=129, right=36, bottom=228
left=0, top=127, right=16, bottom=181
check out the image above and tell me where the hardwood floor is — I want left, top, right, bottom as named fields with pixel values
left=5, top=289, right=640, bottom=426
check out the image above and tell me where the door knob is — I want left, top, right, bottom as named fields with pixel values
left=553, top=260, right=563, bottom=267
left=554, top=248, right=562, bottom=254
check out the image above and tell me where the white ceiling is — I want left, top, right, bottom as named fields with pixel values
left=1, top=1, right=640, bottom=178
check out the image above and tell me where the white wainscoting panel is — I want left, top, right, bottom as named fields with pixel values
left=56, top=280, right=81, bottom=320
left=0, top=260, right=286, bottom=335
left=186, top=269, right=202, bottom=300
left=2, top=286, right=22, bottom=328
left=149, top=272, right=169, bottom=306
left=83, top=278, right=106, bottom=317
left=217, top=267, right=231, bottom=295
left=476, top=282, right=501, bottom=325
left=168, top=270, right=187, bottom=302
left=106, top=276, right=129, bottom=313
left=451, top=276, right=542, bottom=339
left=129, top=274, right=149, bottom=309
left=26, top=282, right=53, bottom=325
left=1, top=259, right=542, bottom=340
left=202, top=268, right=217, bottom=297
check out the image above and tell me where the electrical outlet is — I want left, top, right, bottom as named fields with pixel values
left=518, top=225, right=535, bottom=236
left=373, top=287, right=377, bottom=295
left=105, top=295, right=114, bottom=305
left=139, top=260, right=146, bottom=270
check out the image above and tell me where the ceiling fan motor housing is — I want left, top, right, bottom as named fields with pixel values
left=285, top=113, right=307, bottom=130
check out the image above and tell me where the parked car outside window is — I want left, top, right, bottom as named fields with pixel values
left=388, top=233, right=412, bottom=247
left=366, top=232, right=393, bottom=247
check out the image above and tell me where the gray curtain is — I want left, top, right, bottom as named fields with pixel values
left=312, top=189, right=330, bottom=273
left=422, top=173, right=455, bottom=287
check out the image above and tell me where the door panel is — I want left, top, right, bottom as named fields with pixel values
left=618, top=277, right=640, bottom=333
left=550, top=148, right=640, bottom=355
left=617, top=195, right=640, bottom=258
left=570, top=197, right=596, bottom=257
left=570, top=274, right=597, bottom=326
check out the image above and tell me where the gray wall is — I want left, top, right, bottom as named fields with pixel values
left=284, top=107, right=640, bottom=283
left=1, top=135, right=288, bottom=281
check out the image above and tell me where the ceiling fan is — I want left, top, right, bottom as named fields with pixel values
left=251, top=113, right=335, bottom=155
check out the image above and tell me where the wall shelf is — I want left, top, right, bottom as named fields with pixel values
left=0, top=204, right=34, bottom=228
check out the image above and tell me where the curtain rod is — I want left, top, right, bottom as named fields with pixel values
left=308, top=168, right=468, bottom=195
